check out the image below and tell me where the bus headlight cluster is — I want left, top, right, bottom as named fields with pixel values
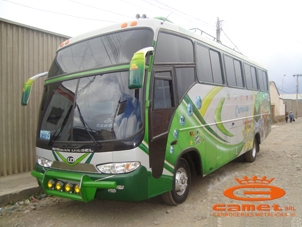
left=37, top=157, right=53, bottom=168
left=96, top=162, right=140, bottom=174
left=47, top=180, right=80, bottom=194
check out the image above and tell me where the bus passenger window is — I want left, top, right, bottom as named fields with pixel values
left=244, top=64, right=253, bottom=89
left=210, top=50, right=223, bottom=84
left=224, top=56, right=236, bottom=86
left=176, top=67, right=195, bottom=100
left=154, top=32, right=194, bottom=63
left=196, top=44, right=212, bottom=83
left=251, top=66, right=257, bottom=90
left=234, top=59, right=243, bottom=87
left=154, top=79, right=174, bottom=109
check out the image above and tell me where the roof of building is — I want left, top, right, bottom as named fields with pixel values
left=0, top=17, right=70, bottom=39
left=269, top=81, right=280, bottom=96
left=280, top=94, right=302, bottom=100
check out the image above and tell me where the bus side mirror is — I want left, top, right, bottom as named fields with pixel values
left=21, top=72, right=48, bottom=106
left=128, top=47, right=154, bottom=89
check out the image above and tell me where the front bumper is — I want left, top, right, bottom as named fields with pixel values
left=32, top=170, right=117, bottom=202
left=31, top=164, right=149, bottom=202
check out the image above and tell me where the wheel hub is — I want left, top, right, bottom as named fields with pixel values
left=175, top=167, right=188, bottom=196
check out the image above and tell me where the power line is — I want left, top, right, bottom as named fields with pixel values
left=153, top=0, right=213, bottom=28
left=1, top=0, right=118, bottom=23
left=118, top=0, right=162, bottom=15
left=69, top=0, right=133, bottom=19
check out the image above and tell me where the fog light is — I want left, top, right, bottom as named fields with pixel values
left=74, top=184, right=80, bottom=194
left=65, top=183, right=73, bottom=193
left=56, top=181, right=64, bottom=191
left=47, top=180, right=55, bottom=189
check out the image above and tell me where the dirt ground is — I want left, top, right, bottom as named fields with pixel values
left=1, top=119, right=301, bottom=227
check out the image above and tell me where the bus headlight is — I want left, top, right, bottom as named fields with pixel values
left=37, top=157, right=53, bottom=168
left=96, top=162, right=140, bottom=174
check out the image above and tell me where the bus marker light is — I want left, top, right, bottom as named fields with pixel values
left=130, top=21, right=137, bottom=26
left=65, top=40, right=69, bottom=45
left=116, top=185, right=124, bottom=190
left=65, top=183, right=73, bottom=193
left=47, top=180, right=55, bottom=189
left=108, top=189, right=116, bottom=193
left=56, top=181, right=64, bottom=191
left=121, top=23, right=127, bottom=28
left=74, top=184, right=80, bottom=194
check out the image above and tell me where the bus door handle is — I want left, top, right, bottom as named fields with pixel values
left=171, top=140, right=177, bottom=146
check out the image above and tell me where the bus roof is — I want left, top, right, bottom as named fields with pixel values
left=58, top=18, right=266, bottom=70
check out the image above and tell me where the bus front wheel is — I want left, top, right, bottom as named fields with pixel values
left=244, top=138, right=259, bottom=162
left=162, top=158, right=191, bottom=206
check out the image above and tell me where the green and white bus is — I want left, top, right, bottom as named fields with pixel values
left=22, top=17, right=271, bottom=205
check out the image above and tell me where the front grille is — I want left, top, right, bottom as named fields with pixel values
left=51, top=161, right=99, bottom=173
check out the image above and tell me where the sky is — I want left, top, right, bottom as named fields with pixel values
left=1, top=0, right=302, bottom=94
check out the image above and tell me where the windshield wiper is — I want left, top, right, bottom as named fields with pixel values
left=48, top=105, right=73, bottom=146
left=76, top=104, right=102, bottom=148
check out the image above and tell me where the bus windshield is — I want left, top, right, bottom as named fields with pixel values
left=48, top=29, right=154, bottom=78
left=38, top=71, right=143, bottom=143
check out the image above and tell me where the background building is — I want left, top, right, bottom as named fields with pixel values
left=0, top=18, right=70, bottom=176
left=269, top=81, right=286, bottom=122
left=280, top=93, right=302, bottom=119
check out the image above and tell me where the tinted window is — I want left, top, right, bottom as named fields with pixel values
left=196, top=44, right=212, bottom=83
left=234, top=59, right=243, bottom=87
left=225, top=56, right=236, bottom=86
left=48, top=29, right=154, bottom=78
left=251, top=66, right=257, bottom=90
left=154, top=33, right=194, bottom=63
left=257, top=69, right=268, bottom=91
left=176, top=67, right=195, bottom=100
left=154, top=79, right=174, bottom=109
left=263, top=71, right=268, bottom=91
left=196, top=44, right=223, bottom=84
left=210, top=50, right=223, bottom=84
left=244, top=64, right=253, bottom=89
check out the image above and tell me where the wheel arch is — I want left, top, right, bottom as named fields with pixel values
left=175, top=148, right=203, bottom=177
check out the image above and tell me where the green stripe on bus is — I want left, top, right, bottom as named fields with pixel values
left=45, top=65, right=131, bottom=84
left=184, top=95, right=228, bottom=143
left=85, top=153, right=94, bottom=164
left=55, top=151, right=89, bottom=166
left=52, top=150, right=59, bottom=161
left=215, top=97, right=234, bottom=137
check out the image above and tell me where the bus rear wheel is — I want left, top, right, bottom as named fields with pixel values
left=244, top=138, right=259, bottom=162
left=162, top=158, right=191, bottom=206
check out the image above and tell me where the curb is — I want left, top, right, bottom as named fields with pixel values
left=0, top=186, right=43, bottom=206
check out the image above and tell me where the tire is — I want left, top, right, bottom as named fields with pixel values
left=244, top=138, right=259, bottom=162
left=162, top=158, right=191, bottom=206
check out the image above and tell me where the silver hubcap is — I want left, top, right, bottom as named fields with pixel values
left=252, top=144, right=256, bottom=158
left=175, top=167, right=188, bottom=196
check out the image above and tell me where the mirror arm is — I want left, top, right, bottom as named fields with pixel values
left=21, top=72, right=48, bottom=106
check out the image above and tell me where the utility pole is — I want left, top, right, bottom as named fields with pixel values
left=293, top=74, right=302, bottom=119
left=216, top=17, right=222, bottom=44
